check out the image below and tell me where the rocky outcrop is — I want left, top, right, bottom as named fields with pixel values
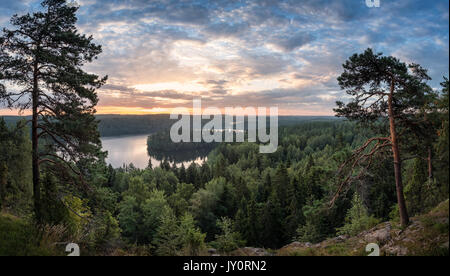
left=226, top=247, right=274, bottom=256
left=234, top=247, right=273, bottom=256
left=359, top=222, right=391, bottom=245
left=262, top=200, right=449, bottom=256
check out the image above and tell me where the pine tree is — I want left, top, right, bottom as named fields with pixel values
left=160, top=159, right=171, bottom=171
left=336, top=192, right=379, bottom=236
left=186, top=163, right=199, bottom=188
left=178, top=213, right=206, bottom=256
left=285, top=178, right=302, bottom=240
left=404, top=158, right=429, bottom=216
left=261, top=171, right=272, bottom=202
left=0, top=119, right=32, bottom=211
left=118, top=196, right=141, bottom=242
left=435, top=78, right=449, bottom=196
left=212, top=217, right=244, bottom=253
left=200, top=163, right=212, bottom=186
left=246, top=198, right=260, bottom=246
left=213, top=154, right=227, bottom=178
left=295, top=200, right=327, bottom=243
left=146, top=158, right=153, bottom=170
left=178, top=163, right=187, bottom=183
left=153, top=206, right=180, bottom=256
left=233, top=196, right=248, bottom=233
left=0, top=162, right=7, bottom=209
left=0, top=0, right=107, bottom=223
left=106, top=164, right=116, bottom=188
left=260, top=192, right=284, bottom=248
left=273, top=163, right=289, bottom=208
left=334, top=49, right=433, bottom=227
left=141, top=189, right=169, bottom=243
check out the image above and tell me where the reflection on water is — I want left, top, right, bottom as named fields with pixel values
left=101, top=134, right=206, bottom=169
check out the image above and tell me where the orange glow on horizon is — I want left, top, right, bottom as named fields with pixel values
left=1, top=106, right=334, bottom=116
left=95, top=106, right=173, bottom=115
left=94, top=106, right=333, bottom=116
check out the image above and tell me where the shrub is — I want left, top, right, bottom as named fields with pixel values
left=336, top=192, right=380, bottom=236
left=210, top=217, right=244, bottom=253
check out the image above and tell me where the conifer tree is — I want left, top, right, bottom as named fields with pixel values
left=153, top=206, right=180, bottom=256
left=212, top=217, right=244, bottom=253
left=0, top=0, right=107, bottom=222
left=334, top=49, right=433, bottom=226
left=336, top=192, right=379, bottom=236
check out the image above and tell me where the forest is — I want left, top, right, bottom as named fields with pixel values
left=1, top=102, right=449, bottom=255
left=0, top=0, right=449, bottom=256
left=2, top=114, right=339, bottom=138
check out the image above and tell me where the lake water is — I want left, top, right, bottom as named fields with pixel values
left=101, top=134, right=206, bottom=169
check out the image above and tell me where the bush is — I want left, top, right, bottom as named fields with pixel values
left=178, top=213, right=206, bottom=256
left=0, top=213, right=63, bottom=256
left=210, top=217, right=244, bottom=253
left=336, top=192, right=380, bottom=236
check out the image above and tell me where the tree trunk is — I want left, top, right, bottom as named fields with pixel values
left=32, top=61, right=41, bottom=223
left=427, top=147, right=433, bottom=180
left=388, top=80, right=409, bottom=227
left=0, top=162, right=7, bottom=210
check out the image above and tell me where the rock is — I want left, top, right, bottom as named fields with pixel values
left=313, top=243, right=323, bottom=249
left=241, top=247, right=272, bottom=256
left=207, top=248, right=217, bottom=254
left=336, top=235, right=348, bottom=242
left=383, top=245, right=408, bottom=256
left=401, top=238, right=413, bottom=243
left=282, top=241, right=303, bottom=249
left=270, top=199, right=449, bottom=256
left=364, top=223, right=391, bottom=245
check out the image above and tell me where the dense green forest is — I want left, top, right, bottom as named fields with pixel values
left=145, top=116, right=341, bottom=163
left=1, top=111, right=448, bottom=255
left=1, top=81, right=449, bottom=255
left=0, top=0, right=448, bottom=256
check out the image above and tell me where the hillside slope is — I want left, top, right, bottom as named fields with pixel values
left=0, top=213, right=62, bottom=256
left=232, top=200, right=449, bottom=256
left=2, top=200, right=448, bottom=256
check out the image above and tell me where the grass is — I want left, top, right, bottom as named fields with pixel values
left=277, top=199, right=449, bottom=256
left=277, top=241, right=367, bottom=256
left=0, top=213, right=62, bottom=256
left=395, top=199, right=449, bottom=256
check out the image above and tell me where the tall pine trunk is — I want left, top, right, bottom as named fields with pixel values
left=427, top=147, right=433, bottom=180
left=32, top=60, right=41, bottom=223
left=0, top=162, right=7, bottom=210
left=388, top=80, right=409, bottom=227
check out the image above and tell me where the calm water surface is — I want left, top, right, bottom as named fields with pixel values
left=101, top=134, right=206, bottom=169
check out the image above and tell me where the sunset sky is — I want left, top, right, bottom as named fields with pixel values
left=0, top=0, right=449, bottom=115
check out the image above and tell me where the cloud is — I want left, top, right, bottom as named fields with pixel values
left=204, top=22, right=250, bottom=38
left=271, top=32, right=315, bottom=52
left=0, top=0, right=448, bottom=115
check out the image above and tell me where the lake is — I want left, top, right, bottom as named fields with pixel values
left=101, top=134, right=206, bottom=169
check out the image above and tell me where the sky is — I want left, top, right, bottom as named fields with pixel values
left=0, top=0, right=448, bottom=115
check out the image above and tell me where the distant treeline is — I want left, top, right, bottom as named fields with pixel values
left=2, top=114, right=341, bottom=137
left=147, top=129, right=217, bottom=163
left=96, top=114, right=174, bottom=136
